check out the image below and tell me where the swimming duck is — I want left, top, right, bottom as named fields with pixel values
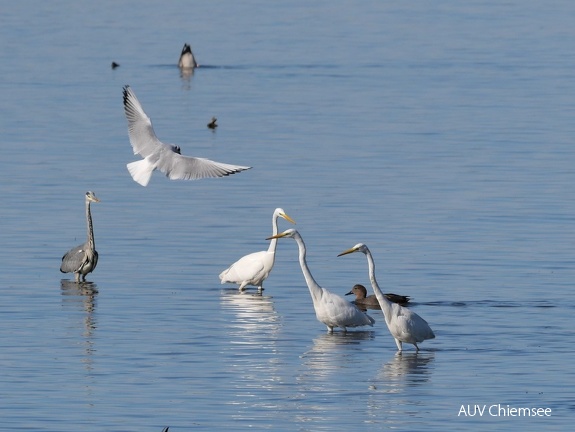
left=346, top=284, right=411, bottom=307
left=178, top=43, right=198, bottom=68
left=207, top=117, right=218, bottom=129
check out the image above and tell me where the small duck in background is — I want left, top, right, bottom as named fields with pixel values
left=111, top=61, right=120, bottom=69
left=207, top=117, right=218, bottom=129
left=178, top=43, right=198, bottom=69
left=346, top=284, right=411, bottom=308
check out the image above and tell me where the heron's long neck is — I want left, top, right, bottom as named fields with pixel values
left=267, top=214, right=280, bottom=253
left=293, top=234, right=323, bottom=303
left=365, top=250, right=393, bottom=318
left=86, top=201, right=95, bottom=251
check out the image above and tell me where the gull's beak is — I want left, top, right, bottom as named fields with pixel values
left=337, top=247, right=357, bottom=257
left=266, top=232, right=288, bottom=241
left=281, top=213, right=296, bottom=225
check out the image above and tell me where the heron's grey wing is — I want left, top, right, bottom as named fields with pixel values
left=123, top=85, right=167, bottom=158
left=92, top=249, right=99, bottom=272
left=156, top=153, right=252, bottom=180
left=60, top=244, right=87, bottom=273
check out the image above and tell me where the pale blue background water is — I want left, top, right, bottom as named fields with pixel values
left=1, top=1, right=574, bottom=431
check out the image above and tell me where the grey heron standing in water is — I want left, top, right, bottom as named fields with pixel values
left=60, top=191, right=100, bottom=282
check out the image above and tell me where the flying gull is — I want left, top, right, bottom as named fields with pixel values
left=122, top=85, right=251, bottom=186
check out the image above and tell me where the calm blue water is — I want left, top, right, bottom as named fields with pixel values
left=1, top=1, right=574, bottom=430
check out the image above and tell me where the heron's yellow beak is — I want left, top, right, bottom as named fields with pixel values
left=337, top=247, right=357, bottom=257
left=281, top=213, right=296, bottom=225
left=266, top=232, right=288, bottom=240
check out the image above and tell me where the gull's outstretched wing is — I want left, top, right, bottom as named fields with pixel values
left=123, top=85, right=251, bottom=185
left=123, top=85, right=166, bottom=158
left=157, top=154, right=251, bottom=180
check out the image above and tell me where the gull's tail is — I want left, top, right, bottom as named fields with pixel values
left=127, top=159, right=154, bottom=187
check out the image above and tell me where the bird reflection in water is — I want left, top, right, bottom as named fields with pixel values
left=219, top=290, right=283, bottom=421
left=377, top=352, right=435, bottom=384
left=60, top=280, right=98, bottom=371
left=179, top=65, right=194, bottom=87
left=365, top=352, right=435, bottom=426
left=293, top=331, right=375, bottom=426
left=220, top=289, right=280, bottom=338
left=299, top=331, right=375, bottom=382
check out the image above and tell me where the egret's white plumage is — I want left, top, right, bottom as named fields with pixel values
left=219, top=208, right=295, bottom=291
left=122, top=85, right=251, bottom=186
left=268, top=229, right=375, bottom=332
left=178, top=43, right=197, bottom=68
left=338, top=244, right=435, bottom=352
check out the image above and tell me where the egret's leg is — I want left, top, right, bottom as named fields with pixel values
left=238, top=281, right=248, bottom=291
left=75, top=272, right=81, bottom=283
left=327, top=326, right=334, bottom=333
left=394, top=338, right=403, bottom=352
left=414, top=343, right=420, bottom=352
left=342, top=326, right=347, bottom=333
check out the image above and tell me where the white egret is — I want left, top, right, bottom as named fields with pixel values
left=267, top=229, right=375, bottom=332
left=122, top=85, right=251, bottom=186
left=219, top=208, right=296, bottom=291
left=60, top=191, right=100, bottom=282
left=346, top=284, right=411, bottom=307
left=338, top=244, right=435, bottom=352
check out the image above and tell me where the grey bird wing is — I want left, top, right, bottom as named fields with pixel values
left=123, top=85, right=168, bottom=158
left=157, top=154, right=251, bottom=180
left=60, top=244, right=88, bottom=273
left=123, top=85, right=251, bottom=179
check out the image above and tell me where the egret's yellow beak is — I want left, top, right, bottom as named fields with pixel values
left=281, top=213, right=296, bottom=225
left=266, top=232, right=288, bottom=241
left=337, top=247, right=357, bottom=257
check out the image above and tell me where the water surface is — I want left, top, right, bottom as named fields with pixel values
left=1, top=1, right=574, bottom=431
